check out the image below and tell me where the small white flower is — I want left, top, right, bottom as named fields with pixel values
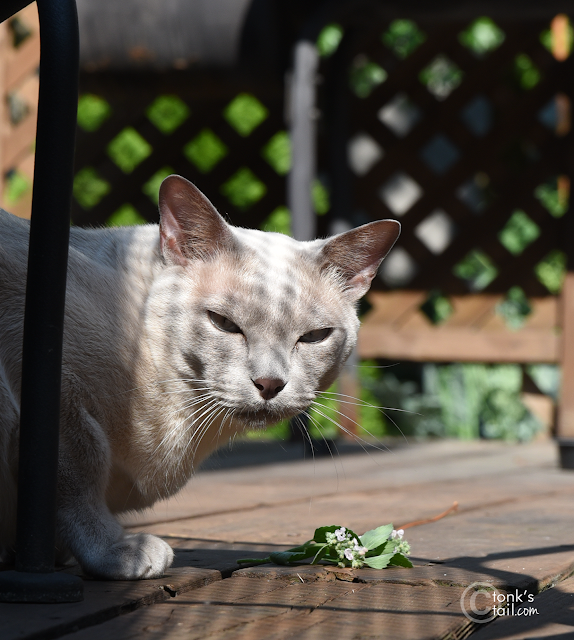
left=352, top=539, right=368, bottom=555
left=391, top=529, right=404, bottom=540
left=325, top=532, right=336, bottom=545
left=335, top=527, right=347, bottom=542
left=344, top=548, right=355, bottom=561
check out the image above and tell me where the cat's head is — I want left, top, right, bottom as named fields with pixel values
left=147, top=175, right=399, bottom=429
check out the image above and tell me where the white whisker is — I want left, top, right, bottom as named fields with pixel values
left=309, top=402, right=395, bottom=455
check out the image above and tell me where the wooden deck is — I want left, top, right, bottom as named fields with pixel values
left=2, top=438, right=574, bottom=639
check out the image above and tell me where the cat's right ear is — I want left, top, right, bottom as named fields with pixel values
left=158, top=175, right=235, bottom=265
left=320, top=219, right=401, bottom=299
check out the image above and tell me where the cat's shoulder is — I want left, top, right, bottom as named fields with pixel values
left=0, top=207, right=30, bottom=239
left=0, top=209, right=30, bottom=270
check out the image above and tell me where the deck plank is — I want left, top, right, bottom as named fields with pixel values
left=61, top=578, right=472, bottom=640
left=470, top=574, right=574, bottom=639
left=3, top=440, right=574, bottom=639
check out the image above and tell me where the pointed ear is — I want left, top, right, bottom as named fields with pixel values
left=320, top=220, right=401, bottom=299
left=158, top=175, right=235, bottom=265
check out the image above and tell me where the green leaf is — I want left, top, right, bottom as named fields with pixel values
left=389, top=553, right=413, bottom=568
left=360, top=524, right=394, bottom=550
left=366, top=540, right=397, bottom=557
left=363, top=553, right=394, bottom=569
left=310, top=545, right=330, bottom=565
left=313, top=526, right=340, bottom=542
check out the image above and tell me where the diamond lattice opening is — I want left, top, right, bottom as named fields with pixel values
left=348, top=133, right=384, bottom=175
left=262, top=131, right=291, bottom=175
left=146, top=95, right=190, bottom=134
left=260, top=206, right=291, bottom=235
left=420, top=134, right=460, bottom=175
left=496, top=287, right=532, bottom=329
left=379, top=247, right=417, bottom=287
left=535, top=176, right=569, bottom=218
left=224, top=94, right=268, bottom=137
left=378, top=93, right=422, bottom=137
left=420, top=55, right=463, bottom=100
left=454, top=249, right=498, bottom=291
left=538, top=94, right=570, bottom=135
left=540, top=16, right=573, bottom=60
left=221, top=168, right=267, bottom=210
left=184, top=129, right=228, bottom=173
left=513, top=54, right=541, bottom=91
left=313, top=179, right=330, bottom=215
left=9, top=17, right=33, bottom=48
left=107, top=128, right=152, bottom=174
left=3, top=170, right=31, bottom=205
left=459, top=17, right=505, bottom=56
left=379, top=173, right=422, bottom=215
left=420, top=290, right=453, bottom=325
left=77, top=94, right=112, bottom=132
left=106, top=204, right=146, bottom=227
left=460, top=95, right=493, bottom=137
left=539, top=97, right=558, bottom=130
left=498, top=210, right=540, bottom=255
left=381, top=19, right=426, bottom=59
left=415, top=209, right=456, bottom=255
left=535, top=250, right=566, bottom=293
left=7, top=92, right=29, bottom=126
left=143, top=167, right=174, bottom=205
left=73, top=167, right=110, bottom=209
left=349, top=55, right=387, bottom=98
left=317, top=23, right=344, bottom=57
left=457, top=173, right=491, bottom=213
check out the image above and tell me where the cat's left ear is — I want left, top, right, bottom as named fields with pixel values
left=158, top=175, right=235, bottom=265
left=320, top=220, right=401, bottom=299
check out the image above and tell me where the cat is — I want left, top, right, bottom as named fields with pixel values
left=0, top=175, right=400, bottom=580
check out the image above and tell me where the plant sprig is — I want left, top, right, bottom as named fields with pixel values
left=237, top=524, right=412, bottom=570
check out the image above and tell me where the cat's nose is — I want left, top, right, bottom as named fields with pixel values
left=253, top=378, right=286, bottom=400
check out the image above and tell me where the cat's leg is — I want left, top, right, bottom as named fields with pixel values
left=0, top=363, right=19, bottom=564
left=56, top=406, right=174, bottom=580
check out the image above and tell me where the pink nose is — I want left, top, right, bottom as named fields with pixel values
left=253, top=378, right=286, bottom=400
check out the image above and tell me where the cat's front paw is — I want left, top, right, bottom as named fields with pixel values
left=85, top=533, right=174, bottom=580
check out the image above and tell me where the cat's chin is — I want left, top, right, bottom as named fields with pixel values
left=233, top=408, right=304, bottom=430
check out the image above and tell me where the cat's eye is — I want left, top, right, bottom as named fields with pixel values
left=298, top=328, right=332, bottom=343
left=208, top=311, right=242, bottom=334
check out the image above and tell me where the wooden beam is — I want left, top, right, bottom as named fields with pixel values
left=358, top=321, right=560, bottom=364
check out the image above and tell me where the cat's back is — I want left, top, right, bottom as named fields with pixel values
left=0, top=209, right=159, bottom=293
left=0, top=209, right=30, bottom=280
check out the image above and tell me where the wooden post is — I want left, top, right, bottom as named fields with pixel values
left=556, top=48, right=574, bottom=468
left=558, top=274, right=574, bottom=461
left=287, top=39, right=319, bottom=445
left=287, top=39, right=318, bottom=242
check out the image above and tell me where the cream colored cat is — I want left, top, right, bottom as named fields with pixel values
left=0, top=175, right=399, bottom=580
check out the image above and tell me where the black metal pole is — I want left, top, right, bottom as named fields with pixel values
left=0, top=0, right=83, bottom=602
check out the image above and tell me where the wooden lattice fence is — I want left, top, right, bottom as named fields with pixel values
left=0, top=4, right=39, bottom=220
left=3, top=4, right=574, bottom=440
left=314, top=12, right=574, bottom=367
left=71, top=73, right=288, bottom=232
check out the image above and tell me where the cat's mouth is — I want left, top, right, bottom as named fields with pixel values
left=233, top=406, right=307, bottom=429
